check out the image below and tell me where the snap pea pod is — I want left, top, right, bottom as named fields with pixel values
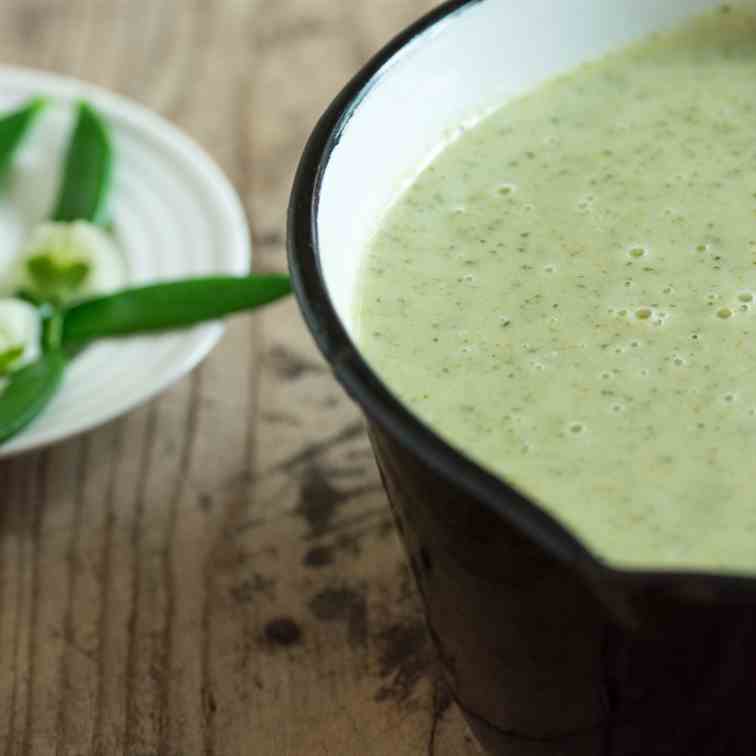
left=0, top=98, right=46, bottom=180
left=52, top=102, right=112, bottom=225
left=0, top=350, right=66, bottom=444
left=61, top=274, right=291, bottom=345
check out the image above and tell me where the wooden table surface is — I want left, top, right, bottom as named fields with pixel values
left=0, top=1, right=481, bottom=754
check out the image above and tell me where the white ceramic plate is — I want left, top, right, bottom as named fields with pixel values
left=0, top=67, right=250, bottom=458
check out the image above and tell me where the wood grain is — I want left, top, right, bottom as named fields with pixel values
left=0, top=1, right=479, bottom=753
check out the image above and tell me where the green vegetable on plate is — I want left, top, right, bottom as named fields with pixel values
left=52, top=102, right=113, bottom=226
left=0, top=98, right=291, bottom=446
left=12, top=220, right=126, bottom=305
left=0, top=345, right=24, bottom=375
left=0, top=350, right=66, bottom=444
left=62, top=274, right=292, bottom=345
left=0, top=97, right=46, bottom=181
left=0, top=296, right=42, bottom=375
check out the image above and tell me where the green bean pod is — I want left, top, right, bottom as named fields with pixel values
left=0, top=350, right=66, bottom=443
left=52, top=102, right=113, bottom=225
left=0, top=98, right=46, bottom=181
left=61, top=274, right=291, bottom=345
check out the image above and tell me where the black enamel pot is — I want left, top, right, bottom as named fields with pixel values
left=287, top=1, right=756, bottom=753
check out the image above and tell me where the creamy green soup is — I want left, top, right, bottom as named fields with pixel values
left=357, top=5, right=756, bottom=572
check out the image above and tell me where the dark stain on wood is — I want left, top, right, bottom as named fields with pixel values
left=267, top=345, right=326, bottom=381
left=374, top=620, right=431, bottom=704
left=297, top=464, right=387, bottom=544
left=230, top=573, right=276, bottom=604
left=267, top=421, right=365, bottom=475
left=203, top=686, right=218, bottom=715
left=263, top=618, right=303, bottom=648
left=297, top=466, right=340, bottom=537
left=308, top=586, right=368, bottom=649
left=303, top=546, right=333, bottom=568
left=333, top=531, right=364, bottom=558
left=255, top=229, right=284, bottom=248
left=330, top=513, right=390, bottom=555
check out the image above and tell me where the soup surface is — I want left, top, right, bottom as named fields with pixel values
left=357, top=5, right=756, bottom=572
